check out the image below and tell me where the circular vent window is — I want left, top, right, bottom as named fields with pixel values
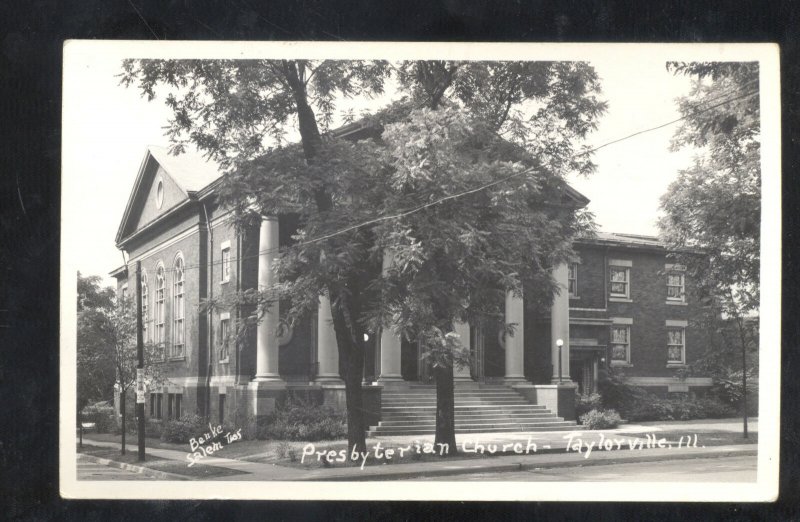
left=156, top=179, right=164, bottom=208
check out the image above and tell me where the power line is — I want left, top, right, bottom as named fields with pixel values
left=133, top=86, right=759, bottom=276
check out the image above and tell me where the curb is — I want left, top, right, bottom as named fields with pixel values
left=78, top=454, right=191, bottom=481
left=300, top=445, right=758, bottom=481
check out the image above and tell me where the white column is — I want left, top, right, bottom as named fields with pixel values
left=378, top=250, right=403, bottom=383
left=453, top=321, right=473, bottom=381
left=253, top=216, right=282, bottom=382
left=504, top=290, right=526, bottom=382
left=315, top=295, right=343, bottom=383
left=551, top=262, right=572, bottom=382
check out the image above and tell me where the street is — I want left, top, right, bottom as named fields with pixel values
left=404, top=455, right=757, bottom=482
left=77, top=456, right=158, bottom=481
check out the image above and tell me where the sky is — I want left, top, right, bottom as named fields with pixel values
left=62, top=45, right=697, bottom=287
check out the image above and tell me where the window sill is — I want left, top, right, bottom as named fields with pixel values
left=218, top=358, right=230, bottom=365
left=609, top=297, right=633, bottom=303
left=221, top=279, right=230, bottom=285
left=167, top=356, right=186, bottom=362
left=667, top=363, right=688, bottom=368
left=665, top=300, right=687, bottom=306
left=610, top=362, right=633, bottom=368
left=569, top=295, right=579, bottom=300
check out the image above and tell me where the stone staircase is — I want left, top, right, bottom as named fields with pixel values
left=367, top=384, right=582, bottom=436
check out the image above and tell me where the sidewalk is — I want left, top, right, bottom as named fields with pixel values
left=78, top=417, right=757, bottom=481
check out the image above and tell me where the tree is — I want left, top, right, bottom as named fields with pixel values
left=372, top=82, right=601, bottom=453
left=120, top=59, right=605, bottom=454
left=659, top=62, right=760, bottom=437
left=76, top=272, right=116, bottom=413
left=76, top=272, right=164, bottom=453
left=121, top=59, right=392, bottom=453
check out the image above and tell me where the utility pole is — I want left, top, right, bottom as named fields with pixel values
left=135, top=261, right=146, bottom=460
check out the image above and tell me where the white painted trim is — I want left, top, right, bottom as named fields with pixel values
left=219, top=240, right=231, bottom=251
left=569, top=307, right=607, bottom=312
left=665, top=263, right=687, bottom=272
left=127, top=224, right=200, bottom=264
left=610, top=316, right=633, bottom=325
left=666, top=319, right=688, bottom=327
left=220, top=312, right=230, bottom=321
left=609, top=259, right=632, bottom=267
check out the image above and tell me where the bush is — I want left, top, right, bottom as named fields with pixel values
left=160, top=414, right=208, bottom=444
left=621, top=393, right=739, bottom=422
left=575, top=392, right=603, bottom=418
left=81, top=403, right=116, bottom=433
left=264, top=398, right=347, bottom=441
left=579, top=409, right=622, bottom=430
left=694, top=397, right=737, bottom=418
left=144, top=419, right=163, bottom=438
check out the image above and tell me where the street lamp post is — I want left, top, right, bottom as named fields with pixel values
left=556, top=338, right=564, bottom=384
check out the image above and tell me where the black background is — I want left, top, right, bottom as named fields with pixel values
left=0, top=0, right=798, bottom=519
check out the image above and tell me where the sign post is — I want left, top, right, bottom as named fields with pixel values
left=135, top=261, right=146, bottom=461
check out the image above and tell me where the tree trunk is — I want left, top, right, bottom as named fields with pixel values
left=283, top=60, right=368, bottom=453
left=120, top=388, right=126, bottom=455
left=329, top=283, right=368, bottom=454
left=434, top=364, right=457, bottom=456
left=737, top=316, right=749, bottom=439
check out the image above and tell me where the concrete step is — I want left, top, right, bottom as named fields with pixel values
left=378, top=417, right=564, bottom=428
left=381, top=411, right=558, bottom=420
left=379, top=416, right=560, bottom=424
left=382, top=401, right=547, bottom=408
left=381, top=405, right=548, bottom=412
left=366, top=424, right=583, bottom=436
left=381, top=408, right=556, bottom=416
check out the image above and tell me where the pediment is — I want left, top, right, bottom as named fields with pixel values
left=115, top=146, right=222, bottom=246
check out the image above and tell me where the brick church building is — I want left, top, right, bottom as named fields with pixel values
left=111, top=143, right=711, bottom=434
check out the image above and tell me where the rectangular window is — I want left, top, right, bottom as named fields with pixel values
left=175, top=394, right=182, bottom=419
left=219, top=313, right=230, bottom=362
left=221, top=245, right=231, bottom=283
left=610, top=325, right=631, bottom=364
left=155, top=268, right=166, bottom=355
left=172, top=258, right=185, bottom=359
left=167, top=393, right=174, bottom=419
left=610, top=267, right=630, bottom=299
left=568, top=263, right=578, bottom=298
left=667, top=273, right=685, bottom=301
left=150, top=393, right=162, bottom=419
left=141, top=279, right=149, bottom=342
left=219, top=394, right=226, bottom=424
left=667, top=327, right=686, bottom=364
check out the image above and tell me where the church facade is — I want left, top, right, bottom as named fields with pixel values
left=111, top=145, right=711, bottom=427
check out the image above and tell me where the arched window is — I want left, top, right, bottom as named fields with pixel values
left=141, top=271, right=149, bottom=342
left=172, top=254, right=185, bottom=358
left=155, top=264, right=166, bottom=351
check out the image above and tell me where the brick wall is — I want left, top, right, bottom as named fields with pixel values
left=570, top=242, right=710, bottom=381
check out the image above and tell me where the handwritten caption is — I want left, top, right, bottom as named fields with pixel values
left=302, top=432, right=702, bottom=469
left=186, top=423, right=242, bottom=467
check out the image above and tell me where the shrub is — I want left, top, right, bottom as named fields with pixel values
left=81, top=403, right=116, bottom=433
left=694, top=397, right=737, bottom=418
left=160, top=414, right=208, bottom=444
left=144, top=419, right=163, bottom=438
left=264, top=398, right=347, bottom=441
left=579, top=409, right=622, bottom=430
left=575, top=392, right=603, bottom=418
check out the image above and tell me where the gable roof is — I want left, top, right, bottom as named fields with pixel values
left=147, top=146, right=223, bottom=193
left=115, top=146, right=223, bottom=247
